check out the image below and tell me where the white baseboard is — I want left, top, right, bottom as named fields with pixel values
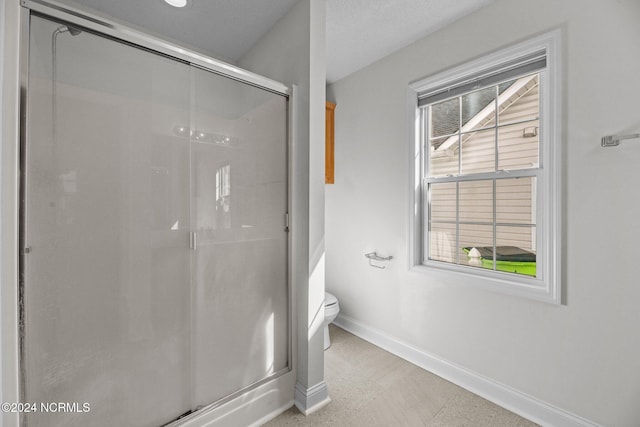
left=294, top=381, right=331, bottom=415
left=334, top=314, right=601, bottom=427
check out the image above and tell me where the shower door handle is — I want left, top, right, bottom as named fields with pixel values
left=189, top=231, right=198, bottom=250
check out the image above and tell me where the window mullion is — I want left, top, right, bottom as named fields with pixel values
left=456, top=97, right=462, bottom=264
left=455, top=181, right=460, bottom=265
left=493, top=85, right=498, bottom=271
left=492, top=179, right=497, bottom=271
left=423, top=109, right=429, bottom=264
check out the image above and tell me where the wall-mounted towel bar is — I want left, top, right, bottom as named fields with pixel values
left=601, top=133, right=640, bottom=147
left=365, top=252, right=393, bottom=269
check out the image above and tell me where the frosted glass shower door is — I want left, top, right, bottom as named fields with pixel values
left=190, top=68, right=289, bottom=407
left=23, top=13, right=290, bottom=427
left=23, top=16, right=192, bottom=427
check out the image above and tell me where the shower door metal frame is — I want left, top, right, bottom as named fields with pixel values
left=17, top=1, right=295, bottom=425
left=19, top=0, right=291, bottom=96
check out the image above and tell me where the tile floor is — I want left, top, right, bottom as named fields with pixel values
left=265, top=325, right=538, bottom=427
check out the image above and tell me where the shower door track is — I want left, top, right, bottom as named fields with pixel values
left=20, top=0, right=290, bottom=97
left=18, top=1, right=295, bottom=426
left=161, top=367, right=290, bottom=427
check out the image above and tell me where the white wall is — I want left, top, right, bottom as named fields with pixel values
left=239, top=0, right=328, bottom=414
left=326, top=0, right=640, bottom=425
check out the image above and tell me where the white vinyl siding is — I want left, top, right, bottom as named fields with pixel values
left=429, top=79, right=539, bottom=177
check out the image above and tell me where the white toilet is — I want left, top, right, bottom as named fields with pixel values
left=324, top=292, right=340, bottom=350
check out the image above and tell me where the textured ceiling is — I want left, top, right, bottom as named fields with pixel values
left=54, top=0, right=494, bottom=82
left=325, top=0, right=495, bottom=82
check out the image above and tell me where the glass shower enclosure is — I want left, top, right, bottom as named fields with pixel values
left=21, top=12, right=290, bottom=427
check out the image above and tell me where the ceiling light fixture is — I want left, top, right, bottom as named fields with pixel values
left=164, top=0, right=188, bottom=8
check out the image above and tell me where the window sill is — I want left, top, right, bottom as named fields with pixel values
left=409, top=261, right=561, bottom=305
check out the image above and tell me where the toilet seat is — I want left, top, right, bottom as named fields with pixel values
left=323, top=292, right=340, bottom=350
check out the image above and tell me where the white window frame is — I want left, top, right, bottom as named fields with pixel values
left=407, top=30, right=562, bottom=304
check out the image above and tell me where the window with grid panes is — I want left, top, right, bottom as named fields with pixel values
left=409, top=31, right=562, bottom=303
